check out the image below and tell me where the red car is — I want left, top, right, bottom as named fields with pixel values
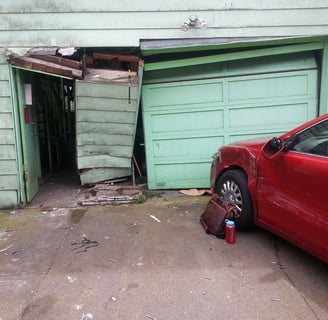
left=211, top=113, right=328, bottom=263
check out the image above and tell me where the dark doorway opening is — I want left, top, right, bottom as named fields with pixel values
left=34, top=74, right=77, bottom=183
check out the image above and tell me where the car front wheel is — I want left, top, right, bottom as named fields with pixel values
left=216, top=170, right=253, bottom=230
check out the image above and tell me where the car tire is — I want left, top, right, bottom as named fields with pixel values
left=216, top=170, right=254, bottom=230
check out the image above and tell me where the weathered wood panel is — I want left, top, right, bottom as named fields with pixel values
left=1, top=1, right=328, bottom=47
left=0, top=190, right=18, bottom=208
left=76, top=79, right=140, bottom=185
left=0, top=113, right=13, bottom=128
left=76, top=110, right=136, bottom=124
left=0, top=55, right=19, bottom=207
left=0, top=128, right=15, bottom=144
left=1, top=0, right=328, bottom=12
left=79, top=145, right=132, bottom=158
left=76, top=123, right=135, bottom=135
left=1, top=9, right=328, bottom=30
left=0, top=97, right=13, bottom=112
left=0, top=174, right=18, bottom=190
left=79, top=168, right=132, bottom=185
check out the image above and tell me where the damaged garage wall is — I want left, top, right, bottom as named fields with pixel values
left=76, top=61, right=143, bottom=185
left=9, top=49, right=143, bottom=186
left=5, top=48, right=143, bottom=207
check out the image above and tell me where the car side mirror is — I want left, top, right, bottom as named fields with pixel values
left=269, top=137, right=282, bottom=150
left=262, top=137, right=283, bottom=159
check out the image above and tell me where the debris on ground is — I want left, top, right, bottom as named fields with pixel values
left=149, top=215, right=161, bottom=223
left=0, top=244, right=14, bottom=253
left=79, top=184, right=144, bottom=206
left=71, top=237, right=99, bottom=254
left=80, top=313, right=94, bottom=320
left=179, top=189, right=211, bottom=196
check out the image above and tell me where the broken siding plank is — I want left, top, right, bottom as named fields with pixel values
left=77, top=133, right=133, bottom=147
left=78, top=154, right=131, bottom=169
left=78, top=145, right=133, bottom=158
left=80, top=167, right=132, bottom=185
left=76, top=122, right=135, bottom=135
left=76, top=81, right=138, bottom=98
left=76, top=97, right=137, bottom=112
left=83, top=68, right=138, bottom=83
left=76, top=110, right=136, bottom=124
left=76, top=79, right=139, bottom=185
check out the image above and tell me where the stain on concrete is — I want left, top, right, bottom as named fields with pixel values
left=126, top=222, right=142, bottom=234
left=21, top=295, right=57, bottom=319
left=69, top=209, right=86, bottom=224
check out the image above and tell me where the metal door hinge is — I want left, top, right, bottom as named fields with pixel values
left=23, top=165, right=28, bottom=182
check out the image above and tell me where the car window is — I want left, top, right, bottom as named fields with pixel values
left=291, top=119, right=328, bottom=157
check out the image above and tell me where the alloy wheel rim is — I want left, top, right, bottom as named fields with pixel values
left=219, top=179, right=243, bottom=213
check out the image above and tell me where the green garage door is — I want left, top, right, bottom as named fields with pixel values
left=142, top=52, right=318, bottom=189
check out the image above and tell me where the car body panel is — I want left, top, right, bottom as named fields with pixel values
left=212, top=113, right=328, bottom=263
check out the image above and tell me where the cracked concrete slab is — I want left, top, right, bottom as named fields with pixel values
left=0, top=194, right=327, bottom=320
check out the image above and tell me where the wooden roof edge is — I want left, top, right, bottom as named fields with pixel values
left=92, top=52, right=140, bottom=63
left=30, top=55, right=82, bottom=70
left=10, top=56, right=82, bottom=79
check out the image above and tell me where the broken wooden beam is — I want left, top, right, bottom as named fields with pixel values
left=30, top=55, right=82, bottom=69
left=10, top=56, right=83, bottom=79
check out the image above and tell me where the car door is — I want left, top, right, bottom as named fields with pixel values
left=256, top=119, right=328, bottom=258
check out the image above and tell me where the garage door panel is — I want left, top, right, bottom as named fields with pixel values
left=228, top=72, right=316, bottom=102
left=228, top=132, right=282, bottom=144
left=229, top=101, right=317, bottom=130
left=150, top=109, right=224, bottom=135
left=153, top=162, right=210, bottom=188
left=142, top=53, right=318, bottom=190
left=144, top=80, right=224, bottom=108
left=152, top=136, right=225, bottom=159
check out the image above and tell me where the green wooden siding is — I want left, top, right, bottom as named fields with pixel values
left=76, top=81, right=139, bottom=185
left=1, top=1, right=328, bottom=48
left=142, top=53, right=318, bottom=189
left=0, top=51, right=18, bottom=207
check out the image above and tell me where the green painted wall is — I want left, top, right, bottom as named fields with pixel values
left=0, top=49, right=19, bottom=207
left=1, top=1, right=328, bottom=50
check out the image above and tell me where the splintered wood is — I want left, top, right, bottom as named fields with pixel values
left=80, top=185, right=143, bottom=206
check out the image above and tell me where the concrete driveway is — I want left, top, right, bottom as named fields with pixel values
left=0, top=191, right=327, bottom=320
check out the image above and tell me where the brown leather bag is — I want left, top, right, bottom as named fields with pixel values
left=200, top=195, right=237, bottom=239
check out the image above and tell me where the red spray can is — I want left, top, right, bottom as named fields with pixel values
left=225, top=219, right=236, bottom=244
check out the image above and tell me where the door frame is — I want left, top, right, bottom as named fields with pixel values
left=10, top=65, right=75, bottom=204
left=9, top=65, right=26, bottom=204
